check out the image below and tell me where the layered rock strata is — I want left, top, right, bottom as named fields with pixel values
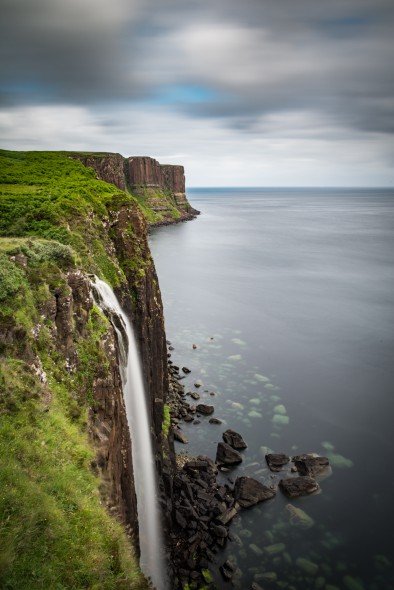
left=75, top=153, right=199, bottom=225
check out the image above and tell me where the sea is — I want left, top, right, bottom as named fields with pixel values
left=149, top=188, right=394, bottom=590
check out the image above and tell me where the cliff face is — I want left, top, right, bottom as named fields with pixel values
left=43, top=268, right=140, bottom=533
left=0, top=150, right=176, bottom=588
left=74, top=152, right=199, bottom=226
left=76, top=152, right=127, bottom=192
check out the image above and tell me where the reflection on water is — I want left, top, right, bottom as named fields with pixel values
left=150, top=188, right=394, bottom=589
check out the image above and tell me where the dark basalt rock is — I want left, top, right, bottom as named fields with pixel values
left=222, top=429, right=248, bottom=450
left=216, top=442, right=243, bottom=465
left=173, top=429, right=189, bottom=444
left=196, top=403, right=214, bottom=415
left=216, top=506, right=239, bottom=525
left=234, top=476, right=276, bottom=508
left=292, top=454, right=329, bottom=477
left=220, top=560, right=235, bottom=581
left=209, top=417, right=223, bottom=425
left=279, top=476, right=320, bottom=497
left=266, top=453, right=290, bottom=472
left=211, top=524, right=228, bottom=538
left=182, top=367, right=191, bottom=374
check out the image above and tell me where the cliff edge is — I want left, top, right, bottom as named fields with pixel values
left=75, top=152, right=199, bottom=226
left=0, top=150, right=176, bottom=589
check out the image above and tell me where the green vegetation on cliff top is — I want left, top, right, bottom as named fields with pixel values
left=0, top=150, right=150, bottom=589
left=0, top=149, right=150, bottom=287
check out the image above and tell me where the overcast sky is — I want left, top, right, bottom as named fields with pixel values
left=1, top=0, right=394, bottom=186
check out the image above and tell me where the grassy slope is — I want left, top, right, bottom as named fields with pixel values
left=0, top=150, right=148, bottom=589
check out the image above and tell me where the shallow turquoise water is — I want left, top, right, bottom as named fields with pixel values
left=149, top=188, right=394, bottom=589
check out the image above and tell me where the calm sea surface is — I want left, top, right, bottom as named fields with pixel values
left=149, top=188, right=394, bottom=590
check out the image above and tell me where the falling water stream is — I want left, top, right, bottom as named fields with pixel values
left=92, top=277, right=167, bottom=590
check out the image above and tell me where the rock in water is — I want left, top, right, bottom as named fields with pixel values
left=266, top=453, right=290, bottom=471
left=220, top=560, right=235, bottom=581
left=279, top=476, right=320, bottom=497
left=182, top=366, right=191, bottom=374
left=222, top=429, right=248, bottom=449
left=234, top=476, right=276, bottom=507
left=196, top=403, right=214, bottom=415
left=173, top=429, right=189, bottom=444
left=216, top=442, right=243, bottom=465
left=292, top=454, right=329, bottom=477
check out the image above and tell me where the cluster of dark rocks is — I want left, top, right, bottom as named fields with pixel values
left=169, top=449, right=331, bottom=588
left=166, top=344, right=221, bottom=444
left=166, top=343, right=331, bottom=588
left=170, top=452, right=277, bottom=588
left=265, top=452, right=330, bottom=498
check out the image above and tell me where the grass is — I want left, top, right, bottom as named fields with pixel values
left=0, top=360, right=147, bottom=590
left=0, top=150, right=129, bottom=287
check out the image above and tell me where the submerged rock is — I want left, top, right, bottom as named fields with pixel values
left=209, top=417, right=223, bottom=425
left=272, top=414, right=290, bottom=425
left=279, top=476, right=320, bottom=497
left=264, top=542, right=286, bottom=555
left=286, top=503, right=315, bottom=528
left=216, top=442, right=243, bottom=465
left=266, top=453, right=290, bottom=472
left=222, top=429, right=248, bottom=449
left=326, top=452, right=353, bottom=468
left=234, top=476, right=276, bottom=507
left=296, top=557, right=319, bottom=576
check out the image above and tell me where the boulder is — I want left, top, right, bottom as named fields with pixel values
left=182, top=366, right=191, bottom=374
left=173, top=429, right=189, bottom=444
left=279, top=476, right=320, bottom=497
left=216, top=442, right=243, bottom=465
left=209, top=418, right=223, bottom=424
left=292, top=454, right=329, bottom=477
left=196, top=403, right=214, bottom=415
left=234, top=476, right=276, bottom=507
left=265, top=453, right=290, bottom=472
left=222, top=429, right=248, bottom=449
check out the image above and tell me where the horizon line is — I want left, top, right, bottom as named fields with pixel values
left=186, top=185, right=394, bottom=190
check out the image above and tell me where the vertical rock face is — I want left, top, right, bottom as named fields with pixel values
left=126, top=156, right=164, bottom=188
left=64, top=271, right=139, bottom=536
left=74, top=152, right=199, bottom=225
left=126, top=158, right=186, bottom=195
left=161, top=165, right=186, bottom=194
left=106, top=201, right=175, bottom=530
left=108, top=204, right=169, bottom=445
left=75, top=153, right=127, bottom=191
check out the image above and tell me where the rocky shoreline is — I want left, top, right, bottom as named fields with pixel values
left=166, top=344, right=331, bottom=589
left=149, top=208, right=200, bottom=229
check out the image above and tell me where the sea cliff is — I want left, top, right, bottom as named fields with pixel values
left=74, top=152, right=199, bottom=226
left=0, top=150, right=179, bottom=588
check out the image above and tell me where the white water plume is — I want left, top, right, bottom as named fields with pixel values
left=92, top=277, right=167, bottom=590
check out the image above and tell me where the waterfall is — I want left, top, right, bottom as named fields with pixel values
left=92, top=277, right=167, bottom=590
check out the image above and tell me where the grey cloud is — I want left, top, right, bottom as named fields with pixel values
left=1, top=0, right=394, bottom=139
